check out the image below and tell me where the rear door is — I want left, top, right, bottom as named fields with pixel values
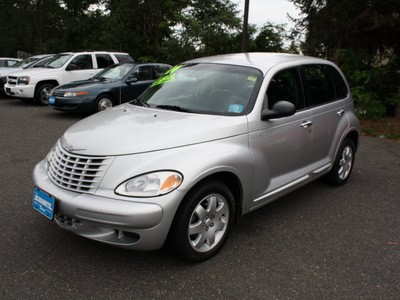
left=301, top=64, right=349, bottom=173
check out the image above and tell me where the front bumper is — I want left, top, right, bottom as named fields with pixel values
left=49, top=95, right=97, bottom=112
left=4, top=83, right=35, bottom=98
left=33, top=160, right=182, bottom=251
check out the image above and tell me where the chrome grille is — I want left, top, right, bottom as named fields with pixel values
left=8, top=76, right=17, bottom=85
left=47, top=141, right=113, bottom=193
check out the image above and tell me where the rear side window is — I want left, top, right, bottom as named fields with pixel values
left=267, top=68, right=304, bottom=110
left=114, top=54, right=134, bottom=63
left=302, top=65, right=336, bottom=106
left=96, top=54, right=114, bottom=68
left=329, top=66, right=348, bottom=99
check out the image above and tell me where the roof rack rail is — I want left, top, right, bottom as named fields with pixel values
left=73, top=49, right=94, bottom=53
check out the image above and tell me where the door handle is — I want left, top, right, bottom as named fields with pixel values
left=337, top=109, right=345, bottom=116
left=301, top=120, right=313, bottom=128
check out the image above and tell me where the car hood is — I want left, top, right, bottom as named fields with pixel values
left=60, top=104, right=248, bottom=156
left=7, top=67, right=58, bottom=77
left=0, top=67, right=23, bottom=77
left=55, top=78, right=118, bottom=91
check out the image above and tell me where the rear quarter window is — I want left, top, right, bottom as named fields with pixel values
left=96, top=54, right=114, bottom=68
left=114, top=54, right=134, bottom=63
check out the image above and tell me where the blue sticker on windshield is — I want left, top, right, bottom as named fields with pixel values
left=229, top=104, right=243, bottom=113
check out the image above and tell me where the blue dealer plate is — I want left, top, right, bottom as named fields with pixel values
left=33, top=188, right=55, bottom=220
left=48, top=96, right=56, bottom=104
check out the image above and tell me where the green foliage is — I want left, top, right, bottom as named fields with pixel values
left=0, top=0, right=299, bottom=65
left=252, top=23, right=286, bottom=52
left=338, top=49, right=399, bottom=120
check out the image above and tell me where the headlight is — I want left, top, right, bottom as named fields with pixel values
left=64, top=92, right=89, bottom=97
left=17, top=76, right=30, bottom=85
left=115, top=171, right=183, bottom=197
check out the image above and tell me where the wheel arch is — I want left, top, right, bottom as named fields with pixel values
left=179, top=171, right=244, bottom=224
left=35, top=80, right=59, bottom=95
left=346, top=130, right=359, bottom=151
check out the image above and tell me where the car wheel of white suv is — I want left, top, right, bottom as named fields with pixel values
left=169, top=180, right=235, bottom=262
left=35, top=83, right=55, bottom=105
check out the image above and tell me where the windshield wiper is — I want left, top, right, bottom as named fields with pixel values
left=156, top=105, right=192, bottom=113
left=130, top=98, right=149, bottom=107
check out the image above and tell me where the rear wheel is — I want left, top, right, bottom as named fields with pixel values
left=95, top=95, right=114, bottom=112
left=169, top=181, right=235, bottom=262
left=35, top=83, right=55, bottom=105
left=326, top=138, right=356, bottom=185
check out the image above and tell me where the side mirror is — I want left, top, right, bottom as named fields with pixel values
left=126, top=76, right=138, bottom=83
left=261, top=100, right=296, bottom=120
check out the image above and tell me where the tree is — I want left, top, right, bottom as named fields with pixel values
left=252, top=23, right=286, bottom=52
left=289, top=0, right=400, bottom=118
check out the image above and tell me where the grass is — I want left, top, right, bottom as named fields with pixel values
left=360, top=117, right=400, bottom=142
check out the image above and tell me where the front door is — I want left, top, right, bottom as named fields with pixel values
left=249, top=67, right=313, bottom=207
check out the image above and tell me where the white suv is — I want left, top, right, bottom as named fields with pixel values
left=4, top=51, right=133, bottom=104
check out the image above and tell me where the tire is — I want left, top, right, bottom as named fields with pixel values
left=95, top=95, right=114, bottom=112
left=169, top=181, right=235, bottom=262
left=35, top=83, right=55, bottom=105
left=326, top=138, right=356, bottom=186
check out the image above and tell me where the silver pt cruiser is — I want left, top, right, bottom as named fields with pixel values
left=33, top=53, right=360, bottom=261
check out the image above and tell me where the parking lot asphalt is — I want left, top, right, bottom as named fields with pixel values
left=1, top=96, right=399, bottom=299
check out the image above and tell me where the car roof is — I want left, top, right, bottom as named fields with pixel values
left=185, top=52, right=334, bottom=74
left=58, top=51, right=131, bottom=55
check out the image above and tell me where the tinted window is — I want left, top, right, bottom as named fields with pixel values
left=135, top=66, right=154, bottom=81
left=303, top=65, right=336, bottom=106
left=0, top=61, right=5, bottom=67
left=68, top=54, right=93, bottom=70
left=329, top=66, right=348, bottom=99
left=96, top=54, right=114, bottom=68
left=154, top=65, right=171, bottom=78
left=114, top=54, right=134, bottom=63
left=267, top=68, right=304, bottom=110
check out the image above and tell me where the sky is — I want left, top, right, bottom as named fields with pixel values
left=231, top=0, right=301, bottom=30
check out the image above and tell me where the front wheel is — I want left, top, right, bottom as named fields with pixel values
left=35, top=83, right=55, bottom=105
left=95, top=95, right=114, bottom=112
left=326, top=138, right=356, bottom=186
left=169, top=181, right=235, bottom=262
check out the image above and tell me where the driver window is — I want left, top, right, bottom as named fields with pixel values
left=267, top=68, right=304, bottom=110
left=137, top=66, right=154, bottom=81
left=68, top=54, right=93, bottom=70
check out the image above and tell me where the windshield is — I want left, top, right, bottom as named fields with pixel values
left=135, top=63, right=262, bottom=116
left=45, top=54, right=72, bottom=68
left=94, top=64, right=134, bottom=80
left=30, top=56, right=53, bottom=68
left=11, top=57, right=40, bottom=68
